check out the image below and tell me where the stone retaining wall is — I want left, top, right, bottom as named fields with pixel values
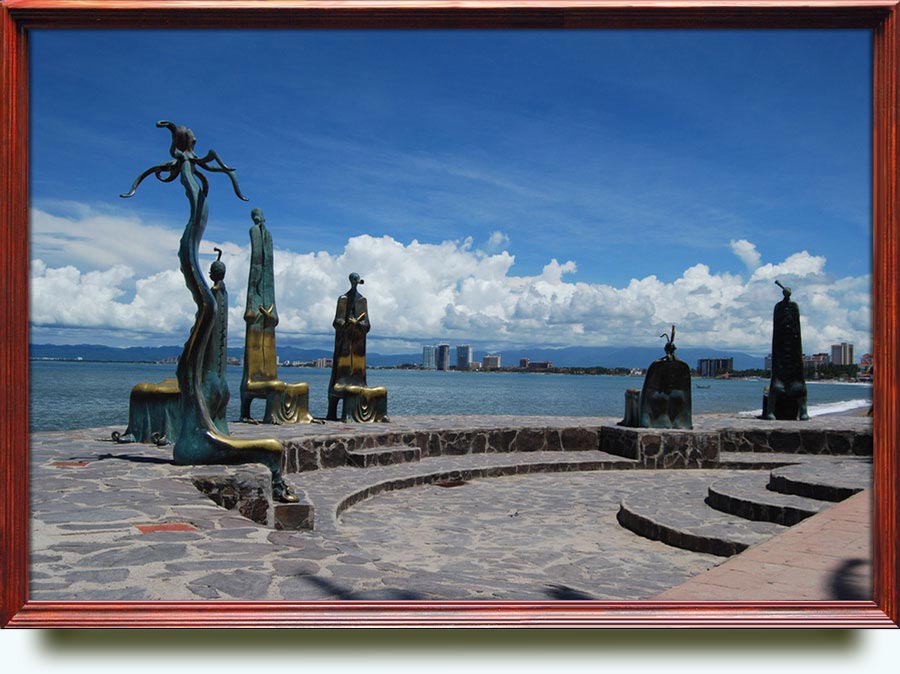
left=277, top=419, right=872, bottom=474
left=281, top=425, right=604, bottom=473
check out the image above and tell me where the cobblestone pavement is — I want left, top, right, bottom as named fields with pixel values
left=28, top=416, right=870, bottom=601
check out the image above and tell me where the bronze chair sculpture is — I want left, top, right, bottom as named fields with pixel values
left=764, top=280, right=809, bottom=420
left=620, top=325, right=693, bottom=429
left=112, top=248, right=229, bottom=446
left=239, top=208, right=312, bottom=425
left=326, top=273, right=388, bottom=422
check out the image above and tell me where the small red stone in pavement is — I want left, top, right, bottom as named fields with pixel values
left=135, top=523, right=198, bottom=534
left=51, top=461, right=90, bottom=467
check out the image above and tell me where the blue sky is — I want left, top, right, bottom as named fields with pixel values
left=28, top=29, right=873, bottom=354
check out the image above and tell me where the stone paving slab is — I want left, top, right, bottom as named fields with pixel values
left=290, top=449, right=638, bottom=535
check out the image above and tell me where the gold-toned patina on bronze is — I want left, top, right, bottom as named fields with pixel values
left=113, top=249, right=230, bottom=445
left=326, top=273, right=388, bottom=422
left=239, top=208, right=313, bottom=425
left=120, top=121, right=297, bottom=502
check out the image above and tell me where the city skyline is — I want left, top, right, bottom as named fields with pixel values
left=29, top=29, right=872, bottom=355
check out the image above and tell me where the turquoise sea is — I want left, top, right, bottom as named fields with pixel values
left=29, top=360, right=872, bottom=433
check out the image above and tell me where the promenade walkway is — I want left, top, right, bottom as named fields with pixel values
left=28, top=414, right=872, bottom=602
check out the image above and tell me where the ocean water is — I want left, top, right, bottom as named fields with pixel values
left=28, top=360, right=872, bottom=433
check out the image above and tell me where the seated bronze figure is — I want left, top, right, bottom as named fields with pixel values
left=620, top=325, right=692, bottom=429
left=239, top=208, right=312, bottom=425
left=326, top=273, right=388, bottom=423
left=113, top=248, right=230, bottom=446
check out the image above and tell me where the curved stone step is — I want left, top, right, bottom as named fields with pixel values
left=706, top=472, right=830, bottom=526
left=617, top=478, right=786, bottom=557
left=346, top=445, right=421, bottom=468
left=768, top=460, right=872, bottom=502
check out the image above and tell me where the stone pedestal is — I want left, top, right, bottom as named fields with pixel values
left=601, top=425, right=720, bottom=468
left=273, top=502, right=315, bottom=531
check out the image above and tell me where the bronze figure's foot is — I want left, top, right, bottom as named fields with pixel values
left=273, top=479, right=299, bottom=503
left=151, top=432, right=169, bottom=447
left=240, top=416, right=260, bottom=425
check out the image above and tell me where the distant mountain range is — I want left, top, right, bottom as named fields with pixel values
left=30, top=343, right=765, bottom=370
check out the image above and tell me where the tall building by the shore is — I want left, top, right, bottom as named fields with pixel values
left=831, top=342, right=854, bottom=366
left=697, top=357, right=733, bottom=377
left=482, top=353, right=501, bottom=370
left=422, top=345, right=436, bottom=370
left=456, top=344, right=473, bottom=371
left=436, top=344, right=451, bottom=371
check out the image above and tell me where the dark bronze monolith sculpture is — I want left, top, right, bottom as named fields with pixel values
left=764, top=280, right=809, bottom=420
left=326, top=273, right=388, bottom=422
left=620, top=326, right=692, bottom=429
left=120, top=120, right=297, bottom=502
left=240, top=208, right=312, bottom=424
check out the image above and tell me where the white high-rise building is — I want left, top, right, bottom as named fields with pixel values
left=422, top=345, right=436, bottom=370
left=831, top=342, right=854, bottom=366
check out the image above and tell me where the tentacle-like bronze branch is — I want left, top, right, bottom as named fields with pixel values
left=120, top=161, right=178, bottom=198
left=195, top=149, right=249, bottom=201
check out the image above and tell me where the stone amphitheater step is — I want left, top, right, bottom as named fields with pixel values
left=706, top=472, right=832, bottom=526
left=617, top=476, right=787, bottom=557
left=346, top=445, right=422, bottom=468
left=768, top=460, right=873, bottom=502
left=292, top=449, right=638, bottom=535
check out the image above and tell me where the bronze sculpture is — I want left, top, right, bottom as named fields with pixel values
left=764, top=280, right=809, bottom=420
left=326, top=273, right=388, bottom=422
left=120, top=121, right=297, bottom=502
left=620, top=325, right=692, bottom=429
left=112, top=250, right=229, bottom=446
left=239, top=208, right=312, bottom=424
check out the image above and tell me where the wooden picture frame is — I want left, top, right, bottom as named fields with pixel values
left=1, top=0, right=898, bottom=628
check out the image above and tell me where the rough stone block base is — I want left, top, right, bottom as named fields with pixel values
left=601, top=425, right=720, bottom=467
left=273, top=502, right=315, bottom=530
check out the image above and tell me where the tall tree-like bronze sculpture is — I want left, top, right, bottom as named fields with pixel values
left=121, top=121, right=297, bottom=502
left=326, top=273, right=388, bottom=422
left=240, top=208, right=313, bottom=424
left=765, top=280, right=809, bottom=420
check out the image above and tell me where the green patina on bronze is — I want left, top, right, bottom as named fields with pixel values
left=620, top=325, right=693, bottom=430
left=239, top=208, right=313, bottom=425
left=120, top=120, right=297, bottom=502
left=112, top=248, right=228, bottom=445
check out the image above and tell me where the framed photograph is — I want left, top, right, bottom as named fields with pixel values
left=2, top=0, right=898, bottom=628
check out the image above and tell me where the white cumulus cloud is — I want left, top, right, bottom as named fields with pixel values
left=28, top=206, right=872, bottom=354
left=730, top=238, right=761, bottom=271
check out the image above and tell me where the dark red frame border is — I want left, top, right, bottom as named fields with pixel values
left=1, top=0, right=898, bottom=628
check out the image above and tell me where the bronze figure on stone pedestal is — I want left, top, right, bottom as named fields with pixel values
left=764, top=280, right=809, bottom=421
left=620, top=325, right=692, bottom=429
left=326, top=273, right=388, bottom=422
left=239, top=208, right=312, bottom=425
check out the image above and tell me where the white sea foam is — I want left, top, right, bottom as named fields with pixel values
left=737, top=398, right=871, bottom=418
